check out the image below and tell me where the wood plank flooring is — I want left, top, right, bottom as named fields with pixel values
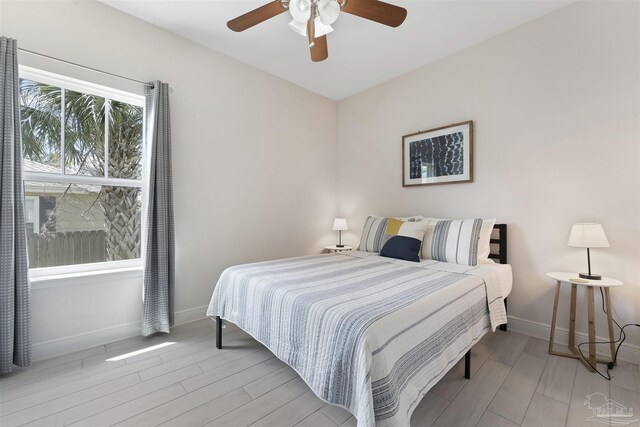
left=1, top=320, right=638, bottom=427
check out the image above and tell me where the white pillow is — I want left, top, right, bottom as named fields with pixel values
left=397, top=215, right=428, bottom=223
left=359, top=215, right=496, bottom=264
left=477, top=218, right=497, bottom=262
left=421, top=217, right=496, bottom=265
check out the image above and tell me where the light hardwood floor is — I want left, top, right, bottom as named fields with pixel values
left=1, top=320, right=638, bottom=427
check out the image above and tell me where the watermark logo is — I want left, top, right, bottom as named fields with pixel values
left=584, top=393, right=637, bottom=426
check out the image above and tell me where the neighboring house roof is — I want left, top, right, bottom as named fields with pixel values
left=23, top=158, right=60, bottom=174
left=23, top=158, right=101, bottom=195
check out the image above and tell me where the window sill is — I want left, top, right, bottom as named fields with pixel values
left=30, top=266, right=143, bottom=289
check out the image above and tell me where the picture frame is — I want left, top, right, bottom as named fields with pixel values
left=402, top=120, right=473, bottom=187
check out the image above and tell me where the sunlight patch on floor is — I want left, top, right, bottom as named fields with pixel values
left=106, top=342, right=176, bottom=361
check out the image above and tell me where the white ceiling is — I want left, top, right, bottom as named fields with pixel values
left=99, top=0, right=573, bottom=100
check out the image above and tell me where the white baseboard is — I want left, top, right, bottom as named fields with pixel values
left=32, top=305, right=209, bottom=362
left=31, top=310, right=639, bottom=365
left=507, top=315, right=640, bottom=365
left=174, top=305, right=209, bottom=325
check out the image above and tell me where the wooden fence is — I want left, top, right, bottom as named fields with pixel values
left=27, top=230, right=106, bottom=268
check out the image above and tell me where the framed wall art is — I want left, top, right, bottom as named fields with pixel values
left=402, top=120, right=473, bottom=187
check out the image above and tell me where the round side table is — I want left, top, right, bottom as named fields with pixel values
left=547, top=272, right=622, bottom=372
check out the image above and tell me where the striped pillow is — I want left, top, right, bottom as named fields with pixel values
left=422, top=218, right=484, bottom=266
left=358, top=216, right=388, bottom=252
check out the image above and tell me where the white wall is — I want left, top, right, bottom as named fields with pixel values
left=1, top=0, right=338, bottom=359
left=2, top=0, right=638, bottom=363
left=336, top=1, right=639, bottom=361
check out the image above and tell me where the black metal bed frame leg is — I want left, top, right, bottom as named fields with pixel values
left=216, top=316, right=223, bottom=349
left=464, top=350, right=471, bottom=379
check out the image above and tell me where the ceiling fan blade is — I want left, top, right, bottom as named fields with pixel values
left=342, top=0, right=407, bottom=27
left=227, top=1, right=287, bottom=32
left=310, top=35, right=328, bottom=62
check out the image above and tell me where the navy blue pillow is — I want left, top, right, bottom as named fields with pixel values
left=380, top=235, right=422, bottom=263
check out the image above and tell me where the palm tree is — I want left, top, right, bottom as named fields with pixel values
left=20, top=79, right=142, bottom=261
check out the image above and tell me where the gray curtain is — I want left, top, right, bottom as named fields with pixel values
left=0, top=37, right=31, bottom=374
left=141, top=81, right=174, bottom=336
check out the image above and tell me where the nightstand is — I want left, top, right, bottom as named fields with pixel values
left=547, top=272, right=622, bottom=372
left=325, top=245, right=353, bottom=254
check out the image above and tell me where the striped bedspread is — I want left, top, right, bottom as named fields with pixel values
left=207, top=251, right=509, bottom=427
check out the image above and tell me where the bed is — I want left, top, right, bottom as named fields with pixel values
left=206, top=224, right=510, bottom=427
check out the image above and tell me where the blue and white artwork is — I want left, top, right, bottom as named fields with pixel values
left=409, top=132, right=464, bottom=179
left=403, top=121, right=473, bottom=186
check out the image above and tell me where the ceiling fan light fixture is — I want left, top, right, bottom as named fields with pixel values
left=313, top=17, right=333, bottom=37
left=288, top=19, right=308, bottom=36
left=289, top=17, right=332, bottom=38
left=289, top=0, right=311, bottom=23
left=317, top=0, right=340, bottom=25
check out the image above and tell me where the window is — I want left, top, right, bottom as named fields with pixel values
left=20, top=67, right=145, bottom=273
left=24, top=196, right=39, bottom=234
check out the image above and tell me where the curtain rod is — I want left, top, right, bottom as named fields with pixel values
left=18, top=47, right=173, bottom=92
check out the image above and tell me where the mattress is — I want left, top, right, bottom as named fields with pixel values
left=207, top=251, right=510, bottom=426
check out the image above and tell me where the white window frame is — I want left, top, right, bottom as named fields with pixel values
left=20, top=66, right=147, bottom=281
left=24, top=195, right=39, bottom=233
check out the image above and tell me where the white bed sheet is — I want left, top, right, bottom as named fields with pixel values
left=345, top=250, right=513, bottom=297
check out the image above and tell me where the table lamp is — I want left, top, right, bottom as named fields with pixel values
left=333, top=218, right=348, bottom=248
left=568, top=223, right=609, bottom=280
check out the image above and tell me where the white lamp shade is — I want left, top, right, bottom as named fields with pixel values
left=318, top=0, right=340, bottom=25
left=289, top=0, right=311, bottom=23
left=568, top=223, right=610, bottom=248
left=288, top=19, right=307, bottom=37
left=288, top=17, right=333, bottom=38
left=333, top=218, right=348, bottom=231
left=313, top=17, right=333, bottom=37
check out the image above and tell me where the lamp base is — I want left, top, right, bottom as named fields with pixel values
left=579, top=273, right=601, bottom=280
left=336, top=244, right=345, bottom=248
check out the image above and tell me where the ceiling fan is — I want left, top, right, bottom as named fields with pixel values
left=227, top=0, right=407, bottom=62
